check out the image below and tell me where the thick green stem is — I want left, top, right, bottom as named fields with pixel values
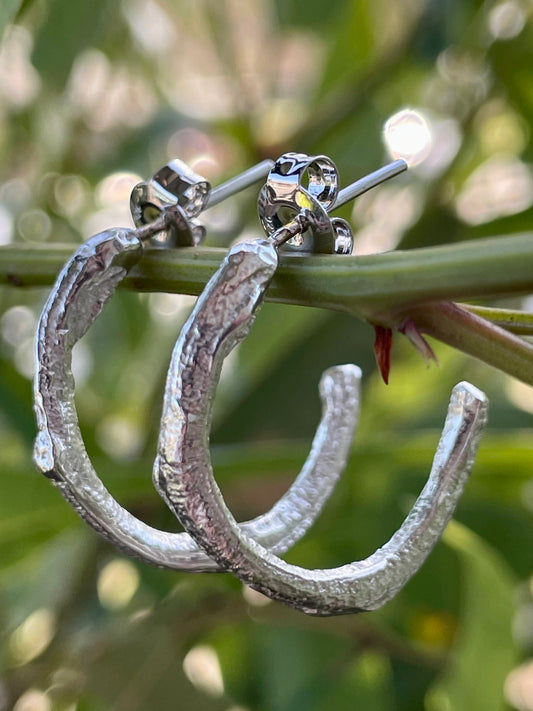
left=4, top=233, right=533, bottom=384
left=3, top=233, right=533, bottom=316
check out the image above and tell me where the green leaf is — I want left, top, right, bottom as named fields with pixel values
left=319, top=0, right=375, bottom=91
left=0, top=0, right=24, bottom=40
left=253, top=626, right=353, bottom=711
left=272, top=0, right=343, bottom=29
left=427, top=521, right=516, bottom=711
left=31, top=0, right=112, bottom=89
left=316, top=651, right=395, bottom=711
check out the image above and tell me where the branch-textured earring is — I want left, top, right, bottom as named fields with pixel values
left=154, top=152, right=489, bottom=614
left=33, top=158, right=362, bottom=571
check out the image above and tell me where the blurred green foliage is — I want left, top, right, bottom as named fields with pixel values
left=1, top=0, right=533, bottom=709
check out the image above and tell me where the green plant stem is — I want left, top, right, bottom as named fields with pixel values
left=4, top=233, right=533, bottom=384
left=461, top=304, right=533, bottom=335
left=3, top=233, right=533, bottom=312
left=405, top=301, right=533, bottom=386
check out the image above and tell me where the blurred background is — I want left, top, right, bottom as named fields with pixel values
left=1, top=0, right=533, bottom=709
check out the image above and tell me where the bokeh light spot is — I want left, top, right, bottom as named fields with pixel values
left=506, top=379, right=533, bottom=416
left=383, top=109, right=432, bottom=166
left=96, top=172, right=141, bottom=208
left=96, top=415, right=145, bottom=462
left=489, top=1, right=526, bottom=40
left=242, top=583, right=272, bottom=607
left=0, top=205, right=13, bottom=244
left=456, top=155, right=533, bottom=225
left=17, top=209, right=51, bottom=243
left=410, top=610, right=457, bottom=647
left=54, top=175, right=90, bottom=217
left=97, top=559, right=140, bottom=611
left=505, top=659, right=533, bottom=710
left=1, top=306, right=36, bottom=348
left=183, top=645, right=224, bottom=697
left=0, top=26, right=40, bottom=109
left=9, top=609, right=56, bottom=666
left=13, top=689, right=51, bottom=711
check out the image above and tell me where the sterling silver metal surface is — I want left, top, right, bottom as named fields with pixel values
left=131, top=159, right=274, bottom=247
left=33, top=228, right=361, bottom=571
left=257, top=156, right=409, bottom=255
left=332, top=159, right=407, bottom=210
left=207, top=160, right=274, bottom=208
left=155, top=236, right=488, bottom=615
left=130, top=159, right=209, bottom=247
left=257, top=152, right=354, bottom=255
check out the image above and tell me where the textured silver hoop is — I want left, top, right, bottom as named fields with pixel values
left=33, top=225, right=361, bottom=570
left=154, top=237, right=488, bottom=613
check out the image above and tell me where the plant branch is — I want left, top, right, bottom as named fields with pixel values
left=461, top=304, right=533, bottom=335
left=4, top=233, right=533, bottom=384
left=404, top=301, right=533, bottom=386
left=3, top=232, right=533, bottom=309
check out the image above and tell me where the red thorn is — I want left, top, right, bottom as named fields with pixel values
left=399, top=319, right=439, bottom=366
left=373, top=325, right=393, bottom=384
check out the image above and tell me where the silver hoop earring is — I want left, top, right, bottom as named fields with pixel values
left=154, top=152, right=489, bottom=614
left=33, top=159, right=361, bottom=571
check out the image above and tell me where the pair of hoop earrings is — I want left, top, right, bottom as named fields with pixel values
left=34, top=152, right=488, bottom=616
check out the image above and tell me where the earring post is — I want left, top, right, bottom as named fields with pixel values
left=207, top=160, right=275, bottom=209
left=331, top=159, right=407, bottom=212
left=268, top=157, right=408, bottom=251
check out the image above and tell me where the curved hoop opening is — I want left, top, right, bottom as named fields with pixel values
left=34, top=231, right=361, bottom=572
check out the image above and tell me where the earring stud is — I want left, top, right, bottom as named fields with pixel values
left=131, top=158, right=274, bottom=247
left=258, top=154, right=407, bottom=255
